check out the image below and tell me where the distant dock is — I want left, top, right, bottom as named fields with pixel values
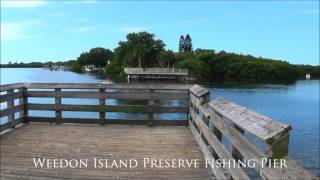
left=124, top=68, right=188, bottom=81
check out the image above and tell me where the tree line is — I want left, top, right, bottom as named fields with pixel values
left=1, top=31, right=319, bottom=82
left=105, top=32, right=319, bottom=82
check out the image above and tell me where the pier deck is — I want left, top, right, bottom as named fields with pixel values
left=0, top=123, right=214, bottom=180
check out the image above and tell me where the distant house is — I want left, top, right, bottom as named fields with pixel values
left=306, top=73, right=311, bottom=80
left=84, top=65, right=102, bottom=73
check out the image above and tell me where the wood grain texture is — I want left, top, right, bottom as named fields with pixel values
left=190, top=108, right=250, bottom=180
left=27, top=104, right=188, bottom=113
left=189, top=84, right=209, bottom=98
left=0, top=123, right=215, bottom=180
left=189, top=121, right=226, bottom=180
left=209, top=97, right=291, bottom=143
left=27, top=91, right=189, bottom=100
left=99, top=88, right=106, bottom=125
left=195, top=99, right=318, bottom=180
left=55, top=88, right=62, bottom=124
left=6, top=89, right=15, bottom=127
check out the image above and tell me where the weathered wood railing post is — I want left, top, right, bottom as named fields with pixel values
left=188, top=85, right=221, bottom=156
left=7, top=89, right=14, bottom=128
left=190, top=86, right=225, bottom=161
left=99, top=88, right=106, bottom=125
left=19, top=87, right=29, bottom=123
left=189, top=84, right=210, bottom=124
left=189, top=85, right=211, bottom=150
left=267, top=132, right=290, bottom=159
left=55, top=88, right=62, bottom=124
left=148, top=89, right=155, bottom=125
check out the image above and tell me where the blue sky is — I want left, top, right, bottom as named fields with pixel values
left=1, top=0, right=319, bottom=65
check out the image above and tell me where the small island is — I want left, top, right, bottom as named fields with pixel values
left=1, top=32, right=319, bottom=83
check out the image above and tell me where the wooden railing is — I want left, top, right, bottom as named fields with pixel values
left=0, top=83, right=317, bottom=179
left=0, top=83, right=191, bottom=131
left=0, top=83, right=26, bottom=131
left=189, top=84, right=317, bottom=180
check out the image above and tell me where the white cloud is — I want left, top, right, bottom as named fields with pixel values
left=115, top=26, right=150, bottom=33
left=70, top=26, right=96, bottom=34
left=1, top=20, right=44, bottom=41
left=1, top=0, right=47, bottom=8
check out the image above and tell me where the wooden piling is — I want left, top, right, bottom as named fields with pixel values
left=7, top=89, right=14, bottom=128
left=55, top=88, right=62, bottom=124
left=99, top=88, right=106, bottom=125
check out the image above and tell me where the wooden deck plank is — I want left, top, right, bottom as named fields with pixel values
left=0, top=123, right=215, bottom=180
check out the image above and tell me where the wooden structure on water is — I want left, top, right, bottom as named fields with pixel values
left=0, top=83, right=318, bottom=179
left=124, top=68, right=188, bottom=81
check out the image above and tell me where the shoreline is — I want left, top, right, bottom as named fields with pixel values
left=1, top=67, right=319, bottom=85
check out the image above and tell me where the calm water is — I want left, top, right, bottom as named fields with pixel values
left=1, top=68, right=319, bottom=175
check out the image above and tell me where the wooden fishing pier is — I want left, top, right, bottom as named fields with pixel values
left=0, top=83, right=318, bottom=179
left=124, top=68, right=188, bottom=81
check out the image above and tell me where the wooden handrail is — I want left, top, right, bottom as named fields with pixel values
left=189, top=84, right=317, bottom=180
left=0, top=83, right=25, bottom=92
left=209, top=98, right=291, bottom=143
left=0, top=83, right=191, bottom=132
left=23, top=82, right=192, bottom=90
